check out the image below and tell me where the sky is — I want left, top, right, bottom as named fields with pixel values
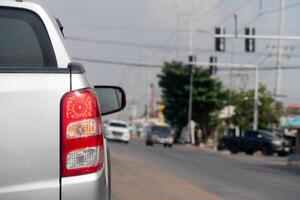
left=35, top=0, right=300, bottom=118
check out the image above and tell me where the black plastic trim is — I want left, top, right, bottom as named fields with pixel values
left=94, top=85, right=127, bottom=116
left=68, top=62, right=86, bottom=74
left=0, top=67, right=69, bottom=73
left=0, top=63, right=85, bottom=74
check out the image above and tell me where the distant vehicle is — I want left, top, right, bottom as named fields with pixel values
left=104, top=120, right=130, bottom=143
left=145, top=125, right=174, bottom=148
left=218, top=130, right=292, bottom=156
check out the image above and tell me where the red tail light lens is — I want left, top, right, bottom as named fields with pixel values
left=61, top=88, right=104, bottom=177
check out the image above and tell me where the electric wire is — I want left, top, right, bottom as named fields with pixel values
left=73, top=56, right=300, bottom=71
left=180, top=0, right=228, bottom=26
left=243, top=2, right=300, bottom=28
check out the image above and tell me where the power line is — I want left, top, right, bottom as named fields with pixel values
left=180, top=0, right=228, bottom=25
left=73, top=56, right=300, bottom=71
left=173, top=0, right=231, bottom=46
left=218, top=66, right=300, bottom=71
left=66, top=36, right=176, bottom=50
left=180, top=0, right=251, bottom=43
left=176, top=28, right=213, bottom=40
left=215, top=0, right=252, bottom=27
left=73, top=57, right=163, bottom=68
left=244, top=2, right=300, bottom=27
left=243, top=13, right=263, bottom=28
left=65, top=24, right=205, bottom=33
left=188, top=0, right=300, bottom=42
left=261, top=2, right=300, bottom=15
left=154, top=28, right=210, bottom=59
left=151, top=30, right=177, bottom=57
left=66, top=36, right=210, bottom=52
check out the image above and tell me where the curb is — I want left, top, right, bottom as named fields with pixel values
left=288, top=154, right=300, bottom=167
left=183, top=144, right=298, bottom=167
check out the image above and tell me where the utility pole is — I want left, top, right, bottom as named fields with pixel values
left=253, top=66, right=259, bottom=130
left=189, top=15, right=194, bottom=56
left=149, top=83, right=156, bottom=118
left=176, top=14, right=180, bottom=59
left=187, top=13, right=195, bottom=145
left=176, top=12, right=190, bottom=59
left=275, top=0, right=285, bottom=96
left=176, top=13, right=181, bottom=59
left=188, top=61, right=195, bottom=144
left=146, top=54, right=152, bottom=123
left=259, top=0, right=263, bottom=12
left=227, top=15, right=236, bottom=125
left=227, top=40, right=234, bottom=125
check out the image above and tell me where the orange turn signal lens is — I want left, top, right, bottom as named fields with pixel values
left=66, top=119, right=98, bottom=139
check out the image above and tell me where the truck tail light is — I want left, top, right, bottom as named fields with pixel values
left=61, top=88, right=104, bottom=177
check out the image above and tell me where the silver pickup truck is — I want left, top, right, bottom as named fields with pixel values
left=0, top=1, right=126, bottom=200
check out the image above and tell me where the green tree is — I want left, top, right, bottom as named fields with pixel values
left=158, top=61, right=226, bottom=142
left=230, top=84, right=284, bottom=131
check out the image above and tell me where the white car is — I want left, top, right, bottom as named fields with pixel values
left=104, top=121, right=130, bottom=143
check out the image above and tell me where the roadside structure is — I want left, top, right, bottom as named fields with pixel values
left=281, top=103, right=300, bottom=154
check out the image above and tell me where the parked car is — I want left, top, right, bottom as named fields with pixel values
left=0, top=1, right=126, bottom=200
left=104, top=120, right=130, bottom=143
left=218, top=130, right=292, bottom=156
left=145, top=125, right=174, bottom=147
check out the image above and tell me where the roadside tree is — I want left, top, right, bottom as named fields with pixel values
left=230, top=84, right=284, bottom=131
left=158, top=61, right=226, bottom=142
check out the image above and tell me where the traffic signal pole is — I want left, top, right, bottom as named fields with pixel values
left=214, top=0, right=296, bottom=98
left=214, top=34, right=300, bottom=41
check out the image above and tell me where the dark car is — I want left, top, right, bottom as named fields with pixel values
left=145, top=125, right=174, bottom=147
left=218, top=130, right=292, bottom=156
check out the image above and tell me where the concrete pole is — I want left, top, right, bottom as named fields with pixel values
left=187, top=14, right=195, bottom=145
left=227, top=40, right=235, bottom=123
left=188, top=67, right=195, bottom=144
left=275, top=0, right=285, bottom=96
left=253, top=65, right=259, bottom=130
left=189, top=15, right=194, bottom=56
left=176, top=14, right=180, bottom=59
left=259, top=0, right=263, bottom=12
left=146, top=55, right=152, bottom=123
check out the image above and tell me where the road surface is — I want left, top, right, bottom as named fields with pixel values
left=110, top=139, right=300, bottom=200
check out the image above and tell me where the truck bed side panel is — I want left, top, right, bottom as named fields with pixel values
left=0, top=73, right=69, bottom=200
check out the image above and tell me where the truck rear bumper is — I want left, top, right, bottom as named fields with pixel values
left=62, top=169, right=108, bottom=200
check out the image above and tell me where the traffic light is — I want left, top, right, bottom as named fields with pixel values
left=215, top=27, right=225, bottom=52
left=245, top=27, right=255, bottom=52
left=188, top=55, right=197, bottom=72
left=209, top=56, right=217, bottom=75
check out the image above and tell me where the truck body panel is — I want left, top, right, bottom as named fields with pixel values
left=0, top=73, right=69, bottom=200
left=0, top=1, right=109, bottom=200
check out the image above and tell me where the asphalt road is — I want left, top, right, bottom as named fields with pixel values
left=109, top=139, right=300, bottom=200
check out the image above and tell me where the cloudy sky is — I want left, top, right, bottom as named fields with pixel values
left=35, top=0, right=300, bottom=117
